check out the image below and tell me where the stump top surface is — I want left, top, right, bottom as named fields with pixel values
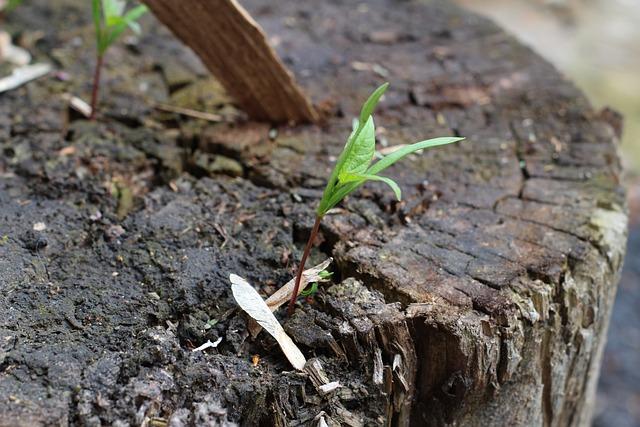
left=0, top=0, right=628, bottom=425
left=234, top=0, right=628, bottom=314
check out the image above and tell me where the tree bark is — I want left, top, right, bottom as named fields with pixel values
left=0, top=0, right=628, bottom=426
left=143, top=0, right=318, bottom=124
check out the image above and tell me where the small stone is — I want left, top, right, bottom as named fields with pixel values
left=106, top=225, right=126, bottom=240
left=89, top=211, right=102, bottom=221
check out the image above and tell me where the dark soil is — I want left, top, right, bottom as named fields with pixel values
left=0, top=0, right=627, bottom=426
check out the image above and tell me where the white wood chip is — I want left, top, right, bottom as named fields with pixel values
left=191, top=336, right=223, bottom=352
left=230, top=273, right=306, bottom=370
left=0, top=31, right=31, bottom=66
left=318, top=381, right=341, bottom=394
left=63, top=94, right=92, bottom=118
left=0, top=63, right=51, bottom=93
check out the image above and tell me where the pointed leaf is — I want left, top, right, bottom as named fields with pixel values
left=126, top=21, right=141, bottom=35
left=318, top=85, right=388, bottom=214
left=359, top=82, right=388, bottom=126
left=367, top=137, right=464, bottom=175
left=318, top=180, right=361, bottom=215
left=318, top=137, right=464, bottom=215
left=342, top=173, right=402, bottom=200
left=122, top=4, right=148, bottom=34
left=5, top=0, right=23, bottom=12
left=92, top=0, right=103, bottom=47
left=102, top=0, right=126, bottom=19
left=338, top=116, right=375, bottom=181
left=105, top=22, right=128, bottom=47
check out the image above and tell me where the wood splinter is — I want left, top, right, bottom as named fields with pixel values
left=143, top=0, right=319, bottom=124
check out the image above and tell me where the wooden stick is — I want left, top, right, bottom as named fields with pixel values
left=247, top=258, right=332, bottom=338
left=153, top=103, right=224, bottom=122
left=143, top=0, right=319, bottom=124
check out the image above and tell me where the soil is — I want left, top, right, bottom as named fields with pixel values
left=0, top=0, right=628, bottom=426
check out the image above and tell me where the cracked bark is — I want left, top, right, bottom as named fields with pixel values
left=0, top=0, right=628, bottom=425
left=196, top=0, right=627, bottom=425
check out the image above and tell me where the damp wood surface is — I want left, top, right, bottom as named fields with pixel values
left=0, top=0, right=628, bottom=426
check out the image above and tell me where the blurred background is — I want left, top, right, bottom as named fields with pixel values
left=452, top=0, right=640, bottom=425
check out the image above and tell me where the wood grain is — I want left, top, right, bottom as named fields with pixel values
left=143, top=0, right=318, bottom=124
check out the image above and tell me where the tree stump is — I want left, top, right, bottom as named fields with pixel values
left=0, top=0, right=627, bottom=426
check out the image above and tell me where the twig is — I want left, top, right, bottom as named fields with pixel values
left=192, top=336, right=222, bottom=352
left=247, top=258, right=332, bottom=337
left=89, top=54, right=103, bottom=120
left=288, top=216, right=323, bottom=316
left=153, top=103, right=224, bottom=122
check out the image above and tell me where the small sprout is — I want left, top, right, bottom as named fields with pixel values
left=299, top=270, right=331, bottom=298
left=286, top=83, right=464, bottom=315
left=318, top=270, right=333, bottom=280
left=3, top=0, right=22, bottom=13
left=203, top=318, right=218, bottom=330
left=90, top=0, right=148, bottom=119
left=299, top=282, right=318, bottom=297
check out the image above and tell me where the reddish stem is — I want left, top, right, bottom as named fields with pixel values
left=287, top=215, right=322, bottom=316
left=89, top=54, right=103, bottom=120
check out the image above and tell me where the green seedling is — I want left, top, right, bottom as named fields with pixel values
left=0, top=0, right=21, bottom=21
left=299, top=282, right=318, bottom=298
left=4, top=0, right=22, bottom=13
left=286, top=83, right=464, bottom=315
left=298, top=270, right=332, bottom=298
left=90, top=0, right=147, bottom=119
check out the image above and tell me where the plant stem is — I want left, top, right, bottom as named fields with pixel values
left=89, top=53, right=103, bottom=120
left=287, top=215, right=322, bottom=316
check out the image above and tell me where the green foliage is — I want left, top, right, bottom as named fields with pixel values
left=92, top=0, right=147, bottom=56
left=316, top=83, right=464, bottom=216
left=318, top=270, right=333, bottom=280
left=300, top=282, right=319, bottom=297
left=5, top=0, right=23, bottom=13
left=300, top=270, right=332, bottom=297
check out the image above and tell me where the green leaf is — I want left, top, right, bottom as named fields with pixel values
left=367, top=137, right=464, bottom=175
left=315, top=84, right=464, bottom=217
left=6, top=0, right=23, bottom=12
left=105, top=21, right=128, bottom=48
left=102, top=0, right=126, bottom=19
left=318, top=270, right=333, bottom=279
left=95, top=1, right=147, bottom=54
left=318, top=137, right=464, bottom=215
left=338, top=116, right=375, bottom=181
left=317, top=86, right=387, bottom=215
left=92, top=0, right=104, bottom=51
left=318, top=180, right=361, bottom=215
left=122, top=4, right=148, bottom=34
left=300, top=282, right=319, bottom=297
left=342, top=172, right=402, bottom=200
left=359, top=82, right=388, bottom=126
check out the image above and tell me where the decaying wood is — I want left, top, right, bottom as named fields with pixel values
left=194, top=0, right=628, bottom=424
left=0, top=0, right=628, bottom=426
left=322, top=278, right=418, bottom=426
left=143, top=0, right=318, bottom=124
